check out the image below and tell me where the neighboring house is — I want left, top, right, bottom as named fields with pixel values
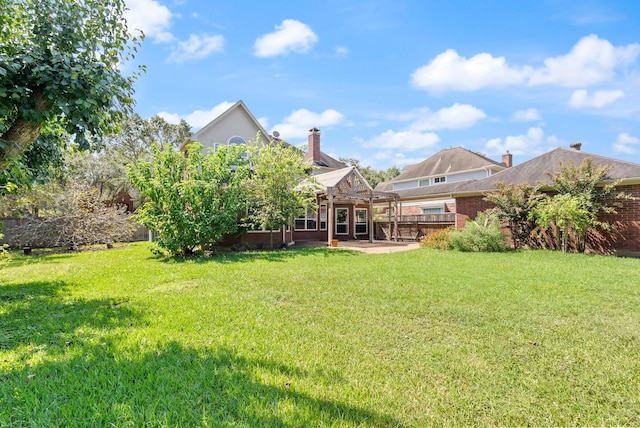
left=373, top=147, right=509, bottom=240
left=187, top=100, right=397, bottom=248
left=375, top=147, right=509, bottom=215
left=454, top=144, right=640, bottom=255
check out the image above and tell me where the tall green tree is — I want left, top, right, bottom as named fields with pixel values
left=245, top=140, right=318, bottom=249
left=128, top=143, right=251, bottom=256
left=63, top=114, right=192, bottom=201
left=0, top=0, right=142, bottom=178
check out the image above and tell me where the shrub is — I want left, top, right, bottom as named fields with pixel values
left=450, top=211, right=508, bottom=252
left=420, top=227, right=454, bottom=250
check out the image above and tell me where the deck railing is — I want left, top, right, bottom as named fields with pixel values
left=374, top=213, right=455, bottom=224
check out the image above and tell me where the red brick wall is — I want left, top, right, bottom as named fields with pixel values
left=455, top=184, right=640, bottom=254
left=454, top=195, right=494, bottom=229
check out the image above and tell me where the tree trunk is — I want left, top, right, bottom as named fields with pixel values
left=0, top=87, right=49, bottom=171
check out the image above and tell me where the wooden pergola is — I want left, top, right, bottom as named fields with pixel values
left=313, top=167, right=399, bottom=245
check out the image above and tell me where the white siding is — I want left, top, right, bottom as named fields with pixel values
left=393, top=180, right=421, bottom=190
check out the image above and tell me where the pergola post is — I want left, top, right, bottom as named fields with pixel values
left=394, top=198, right=399, bottom=242
left=327, top=191, right=334, bottom=246
left=387, top=200, right=392, bottom=241
left=368, top=196, right=374, bottom=243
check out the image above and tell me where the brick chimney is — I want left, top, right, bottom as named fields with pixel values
left=308, top=127, right=321, bottom=163
left=570, top=142, right=582, bottom=151
left=502, top=151, right=513, bottom=168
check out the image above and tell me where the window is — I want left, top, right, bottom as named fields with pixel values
left=419, top=179, right=430, bottom=187
left=319, top=205, right=327, bottom=230
left=421, top=207, right=444, bottom=214
left=227, top=136, right=246, bottom=146
left=433, top=176, right=446, bottom=184
left=336, top=208, right=348, bottom=235
left=355, top=208, right=367, bottom=234
left=295, top=208, right=317, bottom=231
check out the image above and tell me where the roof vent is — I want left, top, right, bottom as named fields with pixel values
left=570, top=142, right=582, bottom=151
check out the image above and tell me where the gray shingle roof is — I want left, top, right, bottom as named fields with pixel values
left=455, top=147, right=640, bottom=194
left=375, top=147, right=504, bottom=192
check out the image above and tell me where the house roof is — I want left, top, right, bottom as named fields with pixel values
left=455, top=147, right=640, bottom=195
left=312, top=166, right=397, bottom=201
left=399, top=146, right=503, bottom=179
left=304, top=152, right=347, bottom=172
left=374, top=146, right=505, bottom=199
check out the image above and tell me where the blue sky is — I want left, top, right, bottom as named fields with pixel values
left=124, top=0, right=640, bottom=169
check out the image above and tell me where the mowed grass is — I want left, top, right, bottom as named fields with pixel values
left=1, top=243, right=640, bottom=427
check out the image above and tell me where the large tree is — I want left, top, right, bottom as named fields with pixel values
left=0, top=0, right=142, bottom=176
left=245, top=140, right=318, bottom=249
left=128, top=143, right=251, bottom=257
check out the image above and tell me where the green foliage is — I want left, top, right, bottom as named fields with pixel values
left=0, top=0, right=142, bottom=174
left=245, top=138, right=318, bottom=249
left=534, top=158, right=634, bottom=252
left=128, top=143, right=250, bottom=256
left=419, top=227, right=454, bottom=250
left=339, top=157, right=400, bottom=188
left=484, top=182, right=541, bottom=249
left=531, top=193, right=595, bottom=253
left=450, top=211, right=508, bottom=252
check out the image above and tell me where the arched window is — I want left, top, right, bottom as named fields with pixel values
left=227, top=136, right=246, bottom=146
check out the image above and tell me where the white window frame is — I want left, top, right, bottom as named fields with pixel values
left=335, top=208, right=348, bottom=235
left=319, top=204, right=327, bottom=231
left=294, top=208, right=317, bottom=231
left=433, top=176, right=446, bottom=184
left=355, top=208, right=367, bottom=235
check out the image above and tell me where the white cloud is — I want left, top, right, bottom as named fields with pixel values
left=485, top=127, right=560, bottom=156
left=407, top=103, right=486, bottom=131
left=613, top=132, right=640, bottom=154
left=511, top=108, right=541, bottom=122
left=568, top=89, right=625, bottom=108
left=125, top=0, right=174, bottom=43
left=529, top=35, right=640, bottom=87
left=335, top=46, right=350, bottom=58
left=271, top=108, right=346, bottom=139
left=411, top=49, right=527, bottom=91
left=253, top=19, right=318, bottom=58
left=157, top=101, right=236, bottom=130
left=166, top=34, right=225, bottom=63
left=363, top=130, right=440, bottom=151
left=411, top=35, right=640, bottom=92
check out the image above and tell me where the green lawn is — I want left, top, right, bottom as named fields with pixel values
left=1, top=243, right=639, bottom=427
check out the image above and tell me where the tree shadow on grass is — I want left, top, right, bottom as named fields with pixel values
left=0, top=280, right=142, bottom=354
left=2, top=340, right=401, bottom=427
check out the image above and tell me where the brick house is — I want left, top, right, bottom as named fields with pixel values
left=454, top=145, right=640, bottom=255
left=374, top=147, right=509, bottom=239
left=187, top=100, right=397, bottom=248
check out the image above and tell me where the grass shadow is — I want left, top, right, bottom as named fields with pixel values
left=0, top=280, right=142, bottom=354
left=2, top=340, right=401, bottom=427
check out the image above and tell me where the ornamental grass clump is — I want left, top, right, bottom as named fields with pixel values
left=450, top=211, right=508, bottom=252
